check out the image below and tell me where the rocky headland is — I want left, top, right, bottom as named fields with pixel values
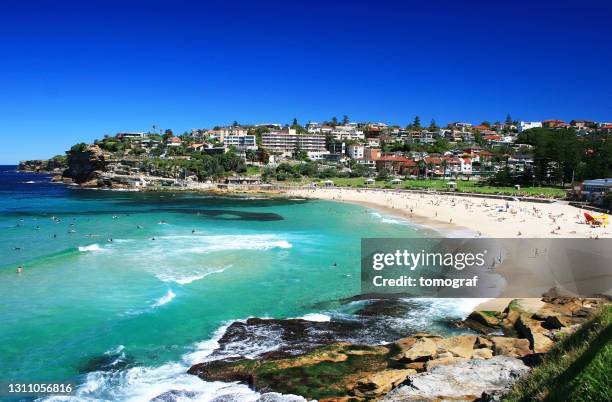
left=187, top=294, right=609, bottom=401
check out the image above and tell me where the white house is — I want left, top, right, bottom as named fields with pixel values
left=347, top=144, right=365, bottom=159
left=517, top=121, right=542, bottom=133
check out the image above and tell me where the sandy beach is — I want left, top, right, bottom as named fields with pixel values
left=286, top=187, right=612, bottom=309
left=286, top=187, right=611, bottom=239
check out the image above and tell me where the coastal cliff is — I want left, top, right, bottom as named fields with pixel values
left=63, top=143, right=116, bottom=185
left=187, top=295, right=609, bottom=401
left=18, top=156, right=66, bottom=173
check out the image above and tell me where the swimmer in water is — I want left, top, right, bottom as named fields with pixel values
left=16, top=266, right=23, bottom=273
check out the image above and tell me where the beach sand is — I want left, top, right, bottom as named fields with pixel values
left=286, top=187, right=611, bottom=239
left=286, top=187, right=611, bottom=310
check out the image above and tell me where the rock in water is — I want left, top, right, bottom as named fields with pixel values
left=381, top=356, right=529, bottom=401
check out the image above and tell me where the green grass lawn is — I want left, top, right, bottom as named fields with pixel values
left=246, top=166, right=262, bottom=175
left=286, top=177, right=566, bottom=198
left=503, top=304, right=611, bottom=402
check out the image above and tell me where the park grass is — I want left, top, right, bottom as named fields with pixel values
left=503, top=304, right=611, bottom=402
left=246, top=166, right=262, bottom=175
left=297, top=177, right=566, bottom=198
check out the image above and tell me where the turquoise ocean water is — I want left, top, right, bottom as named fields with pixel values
left=0, top=166, right=479, bottom=401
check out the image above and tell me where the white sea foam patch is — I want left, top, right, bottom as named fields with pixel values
left=297, top=313, right=331, bottom=322
left=47, top=324, right=306, bottom=402
left=370, top=211, right=409, bottom=225
left=153, top=234, right=293, bottom=254
left=78, top=244, right=105, bottom=252
left=151, top=289, right=176, bottom=308
left=399, top=297, right=491, bottom=329
left=156, top=265, right=231, bottom=285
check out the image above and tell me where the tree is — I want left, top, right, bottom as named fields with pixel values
left=429, top=119, right=438, bottom=131
left=342, top=115, right=349, bottom=125
left=331, top=116, right=338, bottom=127
left=413, top=116, right=421, bottom=129
left=481, top=121, right=491, bottom=127
left=163, top=129, right=173, bottom=140
left=292, top=118, right=298, bottom=126
left=377, top=168, right=390, bottom=180
left=232, top=121, right=239, bottom=127
left=441, top=158, right=448, bottom=179
left=505, top=114, right=513, bottom=125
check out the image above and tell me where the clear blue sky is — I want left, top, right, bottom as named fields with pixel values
left=1, top=0, right=611, bottom=164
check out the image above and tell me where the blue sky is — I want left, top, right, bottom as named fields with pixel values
left=1, top=0, right=611, bottom=164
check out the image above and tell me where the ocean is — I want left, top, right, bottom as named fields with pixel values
left=0, top=166, right=481, bottom=401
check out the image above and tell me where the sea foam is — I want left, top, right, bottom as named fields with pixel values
left=151, top=290, right=176, bottom=308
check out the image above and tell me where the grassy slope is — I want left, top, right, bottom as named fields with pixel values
left=503, top=304, right=611, bottom=402
left=280, top=176, right=566, bottom=197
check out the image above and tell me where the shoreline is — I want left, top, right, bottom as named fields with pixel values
left=284, top=186, right=611, bottom=239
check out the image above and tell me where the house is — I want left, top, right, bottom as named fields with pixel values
left=116, top=132, right=146, bottom=139
left=357, top=148, right=381, bottom=170
left=367, top=138, right=381, bottom=147
left=188, top=143, right=206, bottom=152
left=570, top=120, right=595, bottom=129
left=167, top=137, right=183, bottom=147
left=218, top=126, right=248, bottom=138
left=306, top=122, right=322, bottom=133
left=472, top=124, right=490, bottom=131
left=447, top=122, right=472, bottom=132
left=600, top=124, right=612, bottom=134
left=376, top=155, right=417, bottom=175
left=517, top=121, right=542, bottom=132
left=347, top=144, right=365, bottom=159
left=418, top=131, right=436, bottom=144
left=331, top=125, right=364, bottom=141
left=461, top=157, right=472, bottom=175
left=542, top=120, right=566, bottom=129
left=577, top=178, right=612, bottom=206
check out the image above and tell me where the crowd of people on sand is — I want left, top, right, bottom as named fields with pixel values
left=293, top=187, right=610, bottom=239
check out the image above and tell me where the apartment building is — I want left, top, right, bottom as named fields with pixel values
left=223, top=135, right=257, bottom=150
left=261, top=130, right=326, bottom=153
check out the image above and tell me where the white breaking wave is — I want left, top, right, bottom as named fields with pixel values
left=151, top=290, right=176, bottom=308
left=156, top=266, right=231, bottom=285
left=155, top=234, right=293, bottom=252
left=297, top=313, right=331, bottom=322
left=47, top=323, right=306, bottom=402
left=371, top=211, right=409, bottom=225
left=78, top=244, right=104, bottom=252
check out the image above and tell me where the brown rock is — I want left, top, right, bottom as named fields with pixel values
left=397, top=337, right=438, bottom=362
left=491, top=337, right=531, bottom=357
left=476, top=336, right=493, bottom=349
left=354, top=369, right=416, bottom=397
left=543, top=315, right=570, bottom=330
left=515, top=314, right=554, bottom=353
left=403, top=362, right=426, bottom=371
left=468, top=311, right=501, bottom=326
left=471, top=348, right=493, bottom=359
left=437, top=335, right=477, bottom=358
left=425, top=356, right=458, bottom=370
